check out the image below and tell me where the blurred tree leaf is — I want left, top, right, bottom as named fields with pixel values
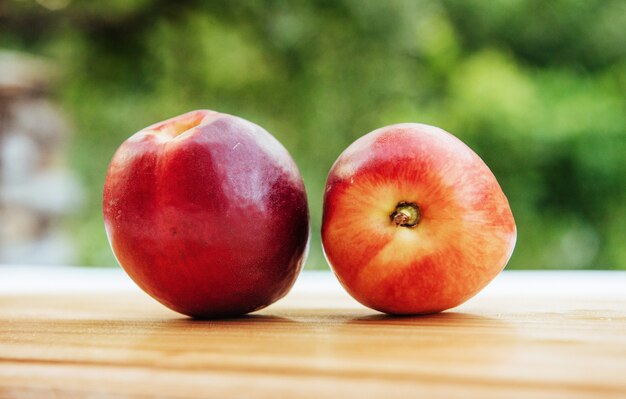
left=1, top=0, right=624, bottom=269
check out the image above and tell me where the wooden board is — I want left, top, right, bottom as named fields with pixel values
left=0, top=271, right=625, bottom=398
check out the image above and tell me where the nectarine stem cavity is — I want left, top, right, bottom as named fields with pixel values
left=390, top=202, right=420, bottom=227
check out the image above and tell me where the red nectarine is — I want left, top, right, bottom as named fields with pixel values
left=103, top=110, right=309, bottom=318
left=322, top=123, right=516, bottom=314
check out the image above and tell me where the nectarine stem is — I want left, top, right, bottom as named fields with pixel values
left=391, top=202, right=420, bottom=227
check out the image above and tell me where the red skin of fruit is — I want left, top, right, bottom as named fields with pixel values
left=322, top=123, right=516, bottom=315
left=103, top=110, right=309, bottom=318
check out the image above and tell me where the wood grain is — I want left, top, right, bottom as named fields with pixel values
left=0, top=273, right=625, bottom=399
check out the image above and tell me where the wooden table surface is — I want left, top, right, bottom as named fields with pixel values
left=0, top=268, right=625, bottom=399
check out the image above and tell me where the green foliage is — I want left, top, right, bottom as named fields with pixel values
left=2, top=0, right=624, bottom=269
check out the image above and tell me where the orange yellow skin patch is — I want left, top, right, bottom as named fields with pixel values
left=322, top=124, right=516, bottom=314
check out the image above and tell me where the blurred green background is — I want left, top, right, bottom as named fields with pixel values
left=2, top=0, right=624, bottom=269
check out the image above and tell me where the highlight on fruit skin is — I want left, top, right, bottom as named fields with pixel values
left=321, top=123, right=517, bottom=315
left=103, top=109, right=310, bottom=318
